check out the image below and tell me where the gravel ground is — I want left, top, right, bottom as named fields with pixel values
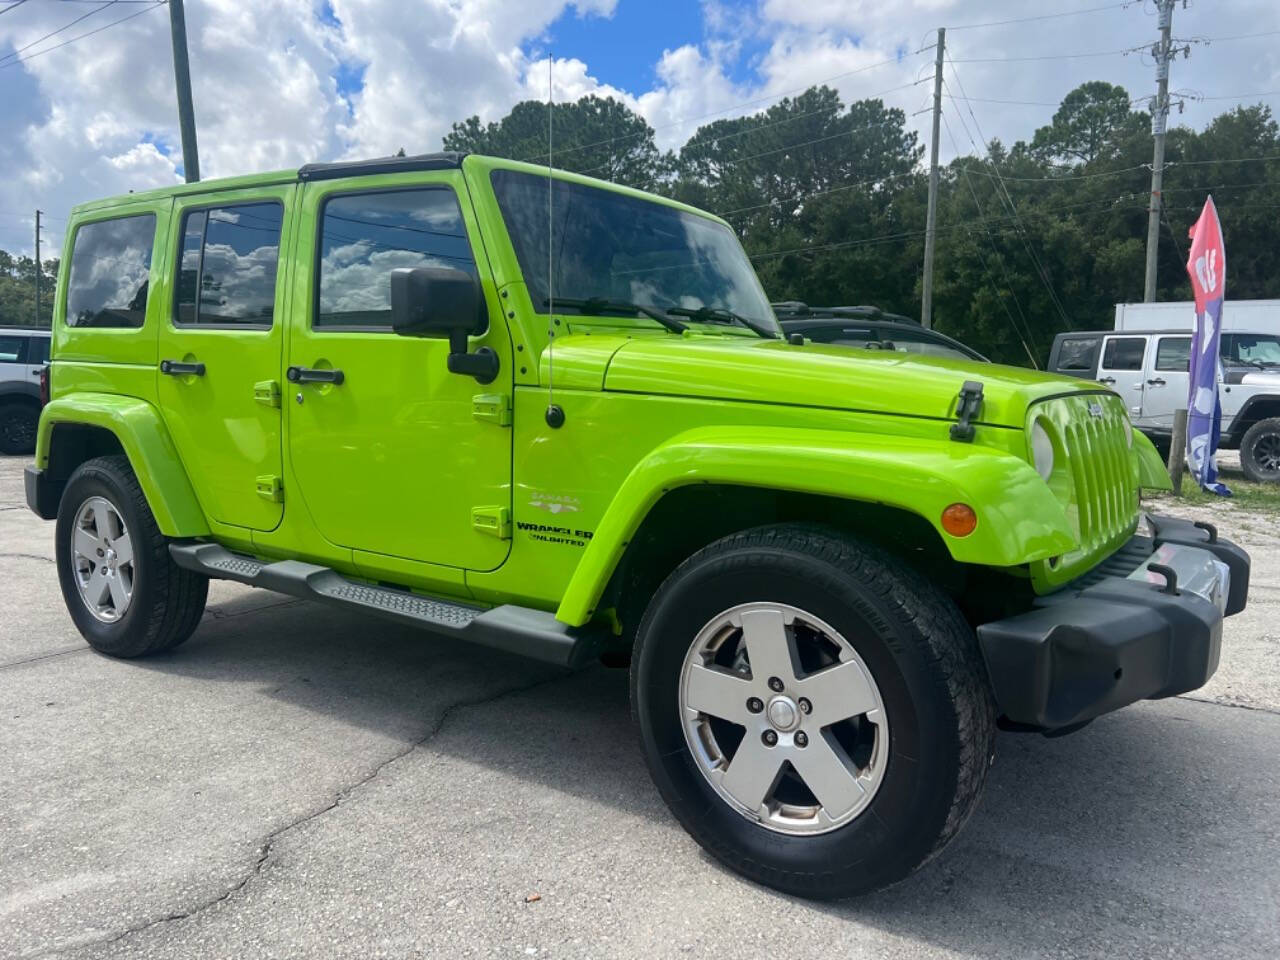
left=1, top=453, right=1277, bottom=960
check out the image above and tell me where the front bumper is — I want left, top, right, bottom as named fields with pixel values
left=976, top=514, right=1249, bottom=731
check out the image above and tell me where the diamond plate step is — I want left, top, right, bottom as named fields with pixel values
left=168, top=541, right=602, bottom=668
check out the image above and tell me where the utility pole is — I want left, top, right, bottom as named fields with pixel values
left=33, top=209, right=41, bottom=327
left=921, top=27, right=945, bottom=329
left=1143, top=0, right=1179, bottom=302
left=168, top=0, right=200, bottom=182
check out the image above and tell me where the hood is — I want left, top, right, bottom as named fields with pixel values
left=600, top=336, right=1099, bottom=428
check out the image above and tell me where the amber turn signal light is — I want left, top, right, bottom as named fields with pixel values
left=941, top=503, right=977, bottom=537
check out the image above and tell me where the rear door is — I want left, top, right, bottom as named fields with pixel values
left=0, top=334, right=24, bottom=386
left=1141, top=335, right=1190, bottom=434
left=1097, top=335, right=1148, bottom=421
left=157, top=186, right=295, bottom=532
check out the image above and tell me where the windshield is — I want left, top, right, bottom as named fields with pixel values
left=1222, top=333, right=1280, bottom=367
left=490, top=169, right=778, bottom=334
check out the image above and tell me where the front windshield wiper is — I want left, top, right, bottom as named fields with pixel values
left=546, top=297, right=687, bottom=335
left=665, top=305, right=777, bottom=339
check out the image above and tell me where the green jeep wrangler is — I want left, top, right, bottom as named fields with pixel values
left=25, top=153, right=1250, bottom=898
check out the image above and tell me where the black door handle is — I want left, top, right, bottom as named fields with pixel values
left=1098, top=376, right=1115, bottom=385
left=1147, top=377, right=1166, bottom=386
left=287, top=365, right=345, bottom=385
left=160, top=360, right=206, bottom=376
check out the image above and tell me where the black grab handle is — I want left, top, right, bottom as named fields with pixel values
left=287, top=366, right=345, bottom=386
left=160, top=360, right=206, bottom=376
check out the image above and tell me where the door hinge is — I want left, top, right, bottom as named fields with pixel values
left=471, top=505, right=511, bottom=539
left=256, top=475, right=284, bottom=503
left=472, top=393, right=512, bottom=426
left=253, top=379, right=281, bottom=408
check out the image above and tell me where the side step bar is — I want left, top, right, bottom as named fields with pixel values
left=169, top=542, right=605, bottom=669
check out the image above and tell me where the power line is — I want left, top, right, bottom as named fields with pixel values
left=0, top=1, right=31, bottom=16
left=0, top=0, right=118, bottom=66
left=946, top=2, right=1140, bottom=31
left=949, top=45, right=1140, bottom=63
left=0, top=0, right=164, bottom=71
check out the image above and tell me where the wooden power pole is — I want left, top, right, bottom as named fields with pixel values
left=168, top=0, right=201, bottom=182
left=34, top=209, right=42, bottom=327
left=921, top=27, right=945, bottom=329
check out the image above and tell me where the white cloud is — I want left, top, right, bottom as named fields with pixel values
left=1, top=0, right=1276, bottom=261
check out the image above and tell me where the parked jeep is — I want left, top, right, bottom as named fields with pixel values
left=0, top=325, right=50, bottom=454
left=26, top=154, right=1250, bottom=899
left=1048, top=329, right=1280, bottom=483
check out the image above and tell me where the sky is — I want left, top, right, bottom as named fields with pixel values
left=0, top=0, right=1277, bottom=257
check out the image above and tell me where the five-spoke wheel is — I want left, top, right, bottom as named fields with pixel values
left=71, top=496, right=135, bottom=622
left=680, top=602, right=887, bottom=834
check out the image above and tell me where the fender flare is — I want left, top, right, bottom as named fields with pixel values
left=555, top=426, right=1076, bottom=626
left=35, top=394, right=210, bottom=537
left=1131, top=430, right=1173, bottom=491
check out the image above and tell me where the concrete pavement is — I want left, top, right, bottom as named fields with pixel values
left=2, top=455, right=1277, bottom=959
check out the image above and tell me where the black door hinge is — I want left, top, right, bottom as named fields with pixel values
left=950, top=380, right=984, bottom=442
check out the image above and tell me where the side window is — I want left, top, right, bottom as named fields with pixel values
left=1056, top=336, right=1100, bottom=371
left=0, top=336, right=22, bottom=362
left=1101, top=337, right=1145, bottom=371
left=174, top=202, right=283, bottom=326
left=1155, top=336, right=1191, bottom=372
left=30, top=337, right=51, bottom=364
left=316, top=188, right=476, bottom=330
left=65, top=215, right=156, bottom=328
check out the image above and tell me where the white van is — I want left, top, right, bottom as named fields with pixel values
left=1047, top=328, right=1280, bottom=483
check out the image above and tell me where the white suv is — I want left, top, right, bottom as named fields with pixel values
left=1049, top=329, right=1280, bottom=483
left=0, top=326, right=50, bottom=455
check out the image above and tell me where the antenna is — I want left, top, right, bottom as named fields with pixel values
left=545, top=54, right=564, bottom=429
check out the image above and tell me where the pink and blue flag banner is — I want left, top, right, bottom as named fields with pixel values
left=1184, top=196, right=1231, bottom=497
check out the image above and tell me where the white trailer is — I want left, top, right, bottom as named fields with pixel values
left=1114, top=299, right=1280, bottom=334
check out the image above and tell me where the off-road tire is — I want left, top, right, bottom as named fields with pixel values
left=55, top=455, right=208, bottom=657
left=631, top=523, right=996, bottom=899
left=1240, top=417, right=1280, bottom=484
left=0, top=400, right=38, bottom=455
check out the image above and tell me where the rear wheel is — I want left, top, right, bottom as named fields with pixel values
left=631, top=524, right=995, bottom=899
left=1240, top=417, right=1280, bottom=483
left=55, top=455, right=208, bottom=657
left=0, top=401, right=38, bottom=455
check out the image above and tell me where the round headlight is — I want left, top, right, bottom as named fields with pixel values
left=1122, top=416, right=1134, bottom=448
left=1030, top=420, right=1055, bottom=481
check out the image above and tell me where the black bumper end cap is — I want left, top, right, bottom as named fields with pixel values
left=24, top=465, right=56, bottom=520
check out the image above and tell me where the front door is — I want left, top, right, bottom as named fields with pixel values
left=1097, top=335, right=1148, bottom=422
left=285, top=172, right=512, bottom=571
left=157, top=187, right=295, bottom=532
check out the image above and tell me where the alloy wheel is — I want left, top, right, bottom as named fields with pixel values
left=678, top=601, right=889, bottom=835
left=71, top=496, right=135, bottom=623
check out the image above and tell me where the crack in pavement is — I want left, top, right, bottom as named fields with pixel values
left=26, top=669, right=572, bottom=959
left=1175, top=694, right=1280, bottom=717
left=0, top=647, right=88, bottom=670
left=0, top=552, right=54, bottom=564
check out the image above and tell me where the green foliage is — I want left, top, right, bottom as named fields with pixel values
left=0, top=250, right=56, bottom=328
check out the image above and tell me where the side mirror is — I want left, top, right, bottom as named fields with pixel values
left=390, top=265, right=498, bottom=384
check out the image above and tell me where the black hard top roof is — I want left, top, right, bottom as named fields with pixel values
left=297, top=152, right=467, bottom=182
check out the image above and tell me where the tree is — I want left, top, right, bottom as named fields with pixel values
left=0, top=250, right=57, bottom=327
left=443, top=94, right=667, bottom=189
left=1031, top=81, right=1143, bottom=165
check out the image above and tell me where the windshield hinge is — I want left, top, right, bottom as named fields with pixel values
left=950, top=380, right=985, bottom=442
left=472, top=392, right=512, bottom=426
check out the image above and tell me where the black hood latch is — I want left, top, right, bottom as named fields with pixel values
left=950, top=380, right=985, bottom=442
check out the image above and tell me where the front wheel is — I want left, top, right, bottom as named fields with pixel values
left=631, top=524, right=995, bottom=898
left=1240, top=417, right=1280, bottom=484
left=55, top=455, right=208, bottom=657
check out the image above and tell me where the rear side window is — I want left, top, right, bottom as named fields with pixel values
left=1101, top=337, right=1145, bottom=371
left=1155, top=336, right=1191, bottom=372
left=0, top=336, right=22, bottom=362
left=175, top=202, right=284, bottom=326
left=29, top=337, right=50, bottom=364
left=1055, top=336, right=1100, bottom=371
left=66, top=215, right=155, bottom=328
left=315, top=188, right=476, bottom=330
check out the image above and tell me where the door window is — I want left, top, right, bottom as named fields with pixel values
left=1101, top=337, right=1145, bottom=370
left=65, top=215, right=155, bottom=328
left=1056, top=336, right=1100, bottom=371
left=174, top=202, right=284, bottom=327
left=1155, top=336, right=1191, bottom=371
left=0, top=336, right=22, bottom=362
left=315, top=188, right=477, bottom=330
